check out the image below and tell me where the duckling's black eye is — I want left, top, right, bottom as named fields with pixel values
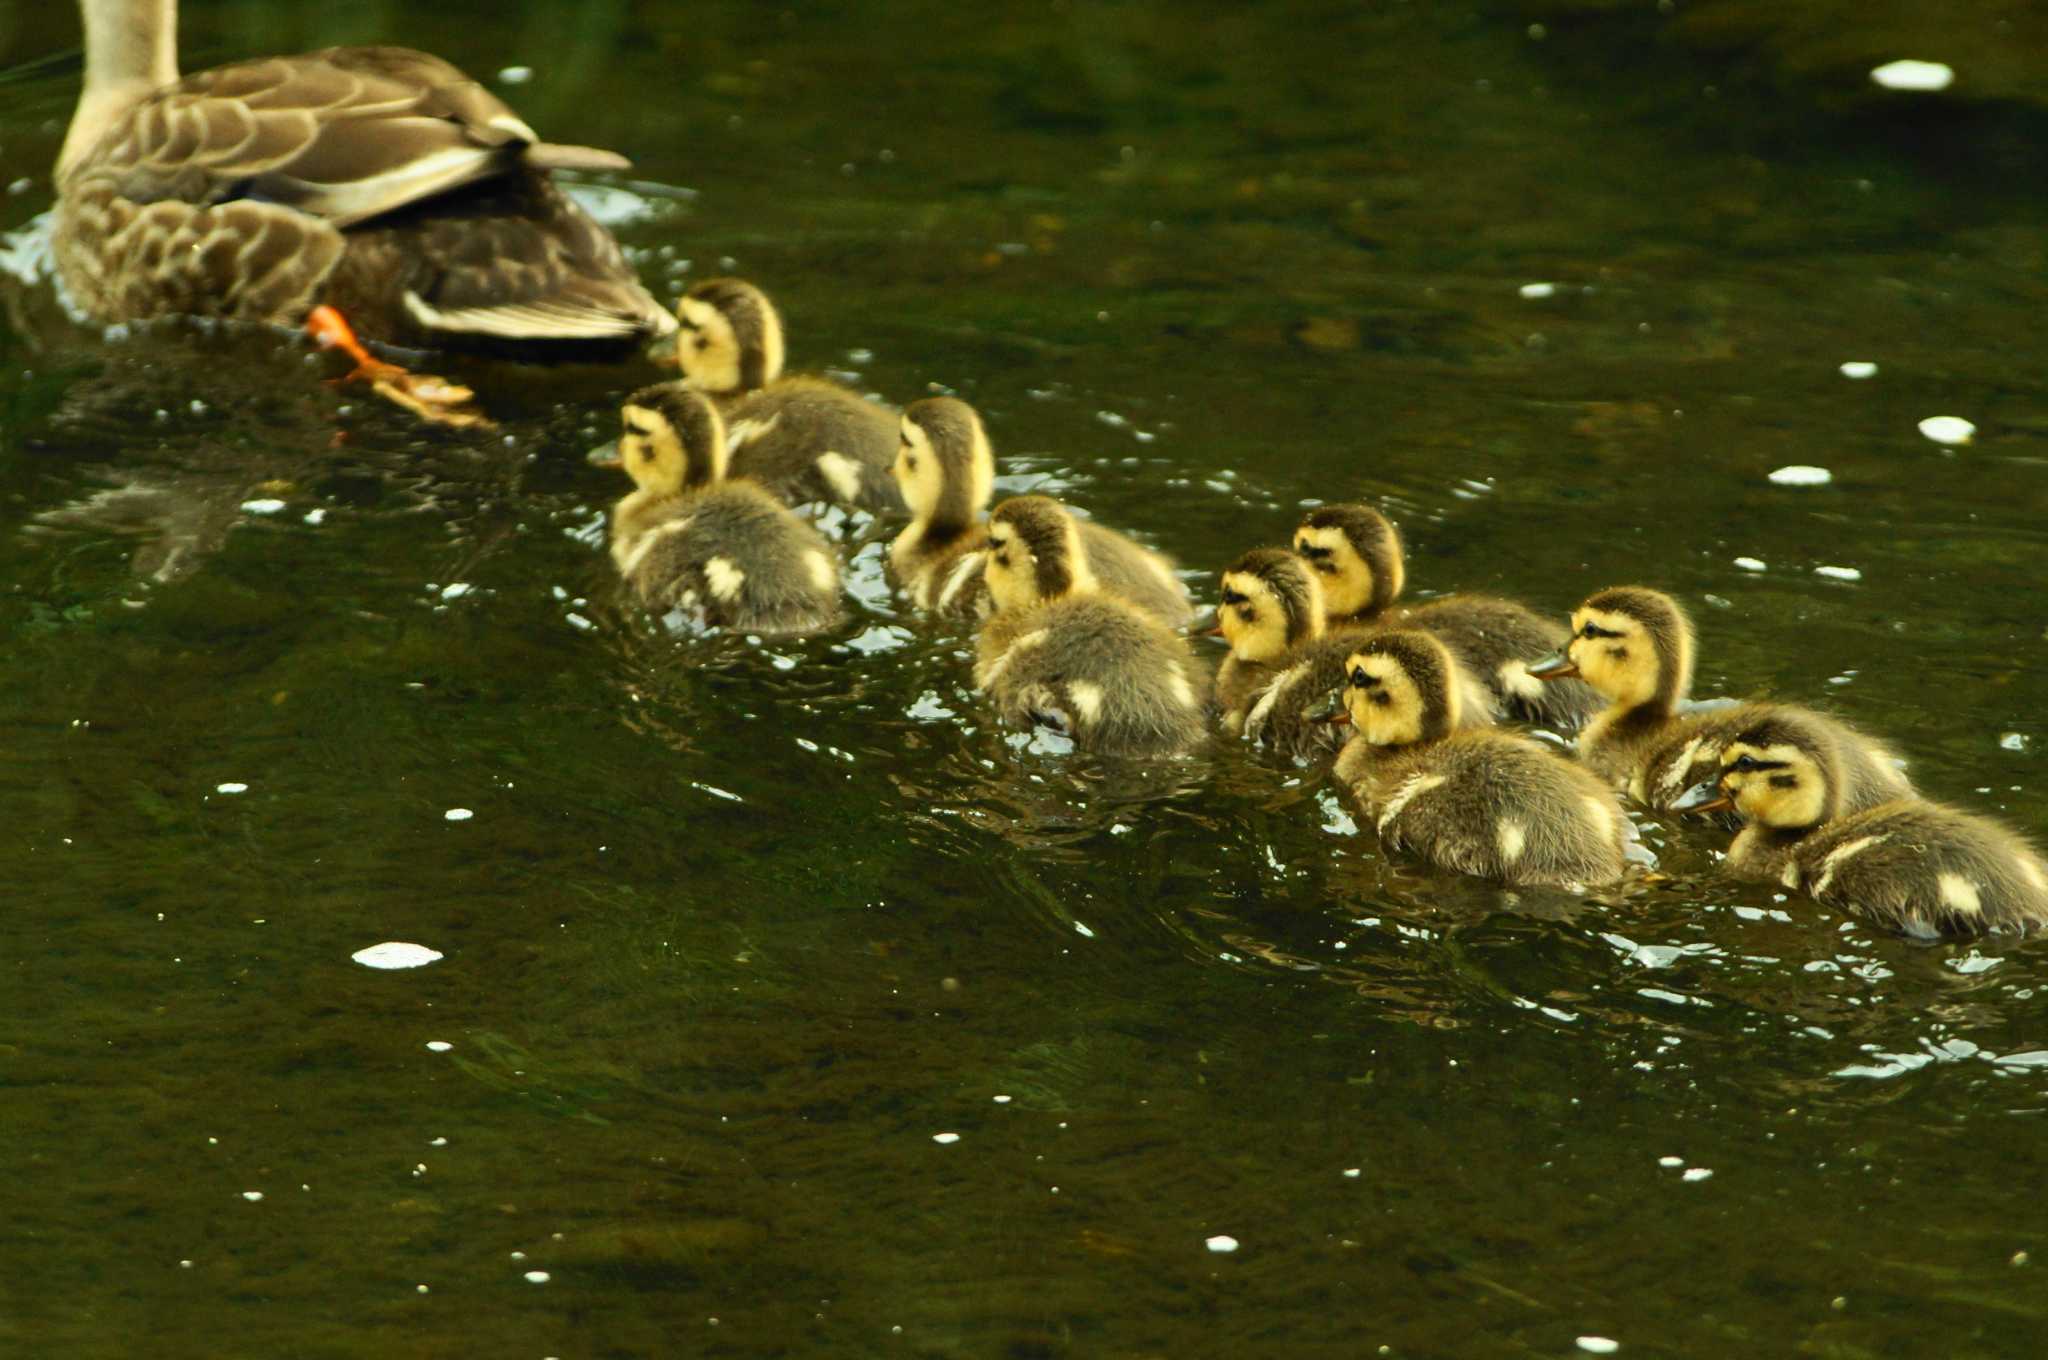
left=1348, top=666, right=1368, bottom=687
left=1730, top=755, right=1760, bottom=772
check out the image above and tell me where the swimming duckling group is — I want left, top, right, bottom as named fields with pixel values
left=591, top=277, right=2048, bottom=943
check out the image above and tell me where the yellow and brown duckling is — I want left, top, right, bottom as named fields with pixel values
left=1323, top=630, right=1630, bottom=889
left=1674, top=711, right=2048, bottom=938
left=973, top=496, right=1207, bottom=756
left=672, top=278, right=904, bottom=514
left=589, top=384, right=842, bottom=636
left=889, top=397, right=1192, bottom=626
left=1531, top=586, right=1912, bottom=814
left=1213, top=548, right=1492, bottom=759
left=1292, top=503, right=1601, bottom=729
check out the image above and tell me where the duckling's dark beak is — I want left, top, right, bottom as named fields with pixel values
left=643, top=330, right=680, bottom=365
left=1527, top=651, right=1579, bottom=681
left=1306, top=689, right=1351, bottom=725
left=1671, top=780, right=1733, bottom=814
left=587, top=439, right=623, bottom=470
left=1187, top=609, right=1224, bottom=639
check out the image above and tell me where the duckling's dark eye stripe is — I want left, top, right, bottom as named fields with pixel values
left=1299, top=545, right=1333, bottom=561
left=1579, top=623, right=1622, bottom=640
left=1221, top=589, right=1248, bottom=607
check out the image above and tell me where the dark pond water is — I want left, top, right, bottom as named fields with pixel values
left=3, top=2, right=2046, bottom=1356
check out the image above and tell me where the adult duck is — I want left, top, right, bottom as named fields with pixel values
left=52, top=0, right=673, bottom=417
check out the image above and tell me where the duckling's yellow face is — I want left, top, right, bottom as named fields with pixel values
left=1217, top=570, right=1293, bottom=663
left=983, top=517, right=1040, bottom=614
left=1564, top=605, right=1659, bottom=708
left=674, top=296, right=746, bottom=394
left=893, top=416, right=945, bottom=521
left=1717, top=741, right=1829, bottom=830
left=617, top=402, right=689, bottom=494
left=1294, top=523, right=1376, bottom=618
left=1344, top=651, right=1425, bottom=747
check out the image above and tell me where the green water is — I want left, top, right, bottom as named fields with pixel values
left=3, top=2, right=2046, bottom=1356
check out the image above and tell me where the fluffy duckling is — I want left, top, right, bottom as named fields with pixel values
left=890, top=397, right=1192, bottom=626
left=1531, top=586, right=1912, bottom=813
left=973, top=495, right=1208, bottom=756
left=672, top=278, right=904, bottom=514
left=1213, top=548, right=1492, bottom=758
left=1293, top=503, right=1601, bottom=729
left=1327, top=631, right=1630, bottom=889
left=1674, top=712, right=2048, bottom=938
left=590, top=384, right=843, bottom=635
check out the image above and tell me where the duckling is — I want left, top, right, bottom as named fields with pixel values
left=1530, top=586, right=1912, bottom=814
left=1326, top=630, right=1629, bottom=889
left=973, top=495, right=1207, bottom=756
left=1673, top=713, right=2048, bottom=937
left=1213, top=548, right=1493, bottom=758
left=589, top=384, right=842, bottom=636
left=1292, top=503, right=1601, bottom=729
left=890, top=397, right=1192, bottom=626
left=671, top=278, right=904, bottom=514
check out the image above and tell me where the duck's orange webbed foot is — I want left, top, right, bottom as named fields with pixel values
left=304, top=305, right=495, bottom=431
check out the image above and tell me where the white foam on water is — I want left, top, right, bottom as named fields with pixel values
left=1839, top=361, right=1877, bottom=379
left=1205, top=1235, right=1239, bottom=1253
left=1814, top=565, right=1863, bottom=582
left=1918, top=415, right=1975, bottom=445
left=1733, top=557, right=1767, bottom=572
left=932, top=1132, right=961, bottom=1145
left=1577, top=1339, right=1620, bottom=1355
left=444, top=808, right=473, bottom=822
left=215, top=782, right=248, bottom=794
left=1871, top=59, right=1954, bottom=92
left=1767, top=465, right=1831, bottom=487
left=352, top=942, right=443, bottom=970
left=239, top=499, right=287, bottom=516
left=1518, top=282, right=1557, bottom=299
left=424, top=1041, right=453, bottom=1052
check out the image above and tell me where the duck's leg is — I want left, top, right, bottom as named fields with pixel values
left=304, top=305, right=495, bottom=430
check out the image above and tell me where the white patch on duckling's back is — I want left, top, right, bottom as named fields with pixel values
left=1377, top=773, right=1447, bottom=835
left=1646, top=737, right=1712, bottom=802
left=1166, top=666, right=1198, bottom=711
left=1067, top=680, right=1105, bottom=725
left=1938, top=873, right=1983, bottom=916
left=1811, top=834, right=1884, bottom=896
left=617, top=518, right=692, bottom=580
left=727, top=412, right=780, bottom=451
left=815, top=451, right=864, bottom=504
left=1244, top=661, right=1309, bottom=742
left=2019, top=855, right=2048, bottom=893
left=976, top=627, right=1048, bottom=691
left=1583, top=795, right=1617, bottom=842
left=935, top=553, right=984, bottom=612
left=704, top=556, right=747, bottom=601
left=1497, top=819, right=1527, bottom=866
left=805, top=549, right=837, bottom=592
left=1498, top=659, right=1545, bottom=702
